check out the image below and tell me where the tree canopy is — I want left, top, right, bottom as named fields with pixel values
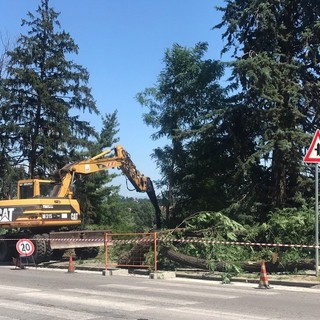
left=137, top=42, right=229, bottom=226
left=138, top=1, right=320, bottom=229
left=214, top=0, right=320, bottom=214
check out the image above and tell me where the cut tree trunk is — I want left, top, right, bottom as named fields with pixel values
left=160, top=247, right=315, bottom=272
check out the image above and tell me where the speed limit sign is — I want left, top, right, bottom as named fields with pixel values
left=16, top=239, right=35, bottom=256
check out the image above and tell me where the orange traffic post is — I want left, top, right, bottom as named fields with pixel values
left=68, top=255, right=74, bottom=273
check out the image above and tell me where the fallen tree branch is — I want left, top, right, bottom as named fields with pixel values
left=160, top=247, right=315, bottom=272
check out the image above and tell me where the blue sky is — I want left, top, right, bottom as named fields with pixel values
left=1, top=0, right=226, bottom=197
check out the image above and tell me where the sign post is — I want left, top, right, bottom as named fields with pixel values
left=303, top=130, right=320, bottom=277
left=316, top=163, right=319, bottom=277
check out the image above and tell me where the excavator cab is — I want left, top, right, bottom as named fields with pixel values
left=17, top=179, right=57, bottom=199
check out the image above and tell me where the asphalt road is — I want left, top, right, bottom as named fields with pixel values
left=0, top=266, right=319, bottom=320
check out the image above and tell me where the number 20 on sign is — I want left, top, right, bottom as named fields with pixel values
left=16, top=239, right=35, bottom=256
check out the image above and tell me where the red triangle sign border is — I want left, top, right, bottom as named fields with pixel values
left=304, top=130, right=320, bottom=163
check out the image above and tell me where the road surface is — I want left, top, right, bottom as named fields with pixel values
left=0, top=266, right=319, bottom=319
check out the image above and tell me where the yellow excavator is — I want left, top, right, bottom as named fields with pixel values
left=0, top=145, right=161, bottom=262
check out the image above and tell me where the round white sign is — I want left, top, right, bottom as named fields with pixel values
left=16, top=239, right=35, bottom=256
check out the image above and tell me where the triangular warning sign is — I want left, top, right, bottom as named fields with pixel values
left=304, top=130, right=320, bottom=163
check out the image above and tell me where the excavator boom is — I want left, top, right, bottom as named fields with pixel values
left=52, top=145, right=161, bottom=228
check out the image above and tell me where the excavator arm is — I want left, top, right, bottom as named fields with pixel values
left=54, top=145, right=162, bottom=228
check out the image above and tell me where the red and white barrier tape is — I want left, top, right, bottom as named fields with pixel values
left=156, top=238, right=316, bottom=249
left=0, top=237, right=316, bottom=248
left=0, top=238, right=105, bottom=242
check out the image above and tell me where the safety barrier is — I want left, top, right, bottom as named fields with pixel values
left=0, top=233, right=316, bottom=272
left=102, top=234, right=316, bottom=272
left=104, top=232, right=158, bottom=271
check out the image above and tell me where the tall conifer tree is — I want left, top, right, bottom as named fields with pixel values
left=215, top=0, right=320, bottom=213
left=75, top=111, right=121, bottom=225
left=2, top=0, right=98, bottom=178
left=137, top=42, right=227, bottom=225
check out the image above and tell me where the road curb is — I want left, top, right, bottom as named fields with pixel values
left=39, top=262, right=320, bottom=288
left=175, top=272, right=320, bottom=288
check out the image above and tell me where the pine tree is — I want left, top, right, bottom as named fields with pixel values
left=74, top=111, right=121, bottom=225
left=214, top=0, right=320, bottom=213
left=137, top=42, right=227, bottom=225
left=2, top=0, right=98, bottom=178
left=0, top=34, right=26, bottom=198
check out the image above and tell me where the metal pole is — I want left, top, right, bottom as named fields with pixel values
left=154, top=232, right=158, bottom=273
left=316, top=164, right=319, bottom=277
left=104, top=232, right=108, bottom=271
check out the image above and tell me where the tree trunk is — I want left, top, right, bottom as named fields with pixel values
left=160, top=247, right=315, bottom=272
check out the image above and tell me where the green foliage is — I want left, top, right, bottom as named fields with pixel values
left=166, top=207, right=315, bottom=271
left=215, top=0, right=320, bottom=214
left=137, top=42, right=228, bottom=226
left=0, top=163, right=26, bottom=199
left=144, top=249, right=156, bottom=271
left=97, top=196, right=156, bottom=233
left=221, top=263, right=242, bottom=284
left=182, top=211, right=248, bottom=274
left=75, top=111, right=120, bottom=225
left=263, top=207, right=314, bottom=262
left=240, top=206, right=315, bottom=262
left=185, top=211, right=246, bottom=240
left=265, top=206, right=314, bottom=245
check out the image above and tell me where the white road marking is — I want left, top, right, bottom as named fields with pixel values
left=63, top=287, right=198, bottom=305
left=99, top=284, right=149, bottom=290
left=21, top=291, right=153, bottom=312
left=0, top=300, right=100, bottom=320
left=0, top=285, right=41, bottom=293
left=138, top=280, right=279, bottom=295
left=166, top=307, right=273, bottom=320
left=100, top=283, right=238, bottom=299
